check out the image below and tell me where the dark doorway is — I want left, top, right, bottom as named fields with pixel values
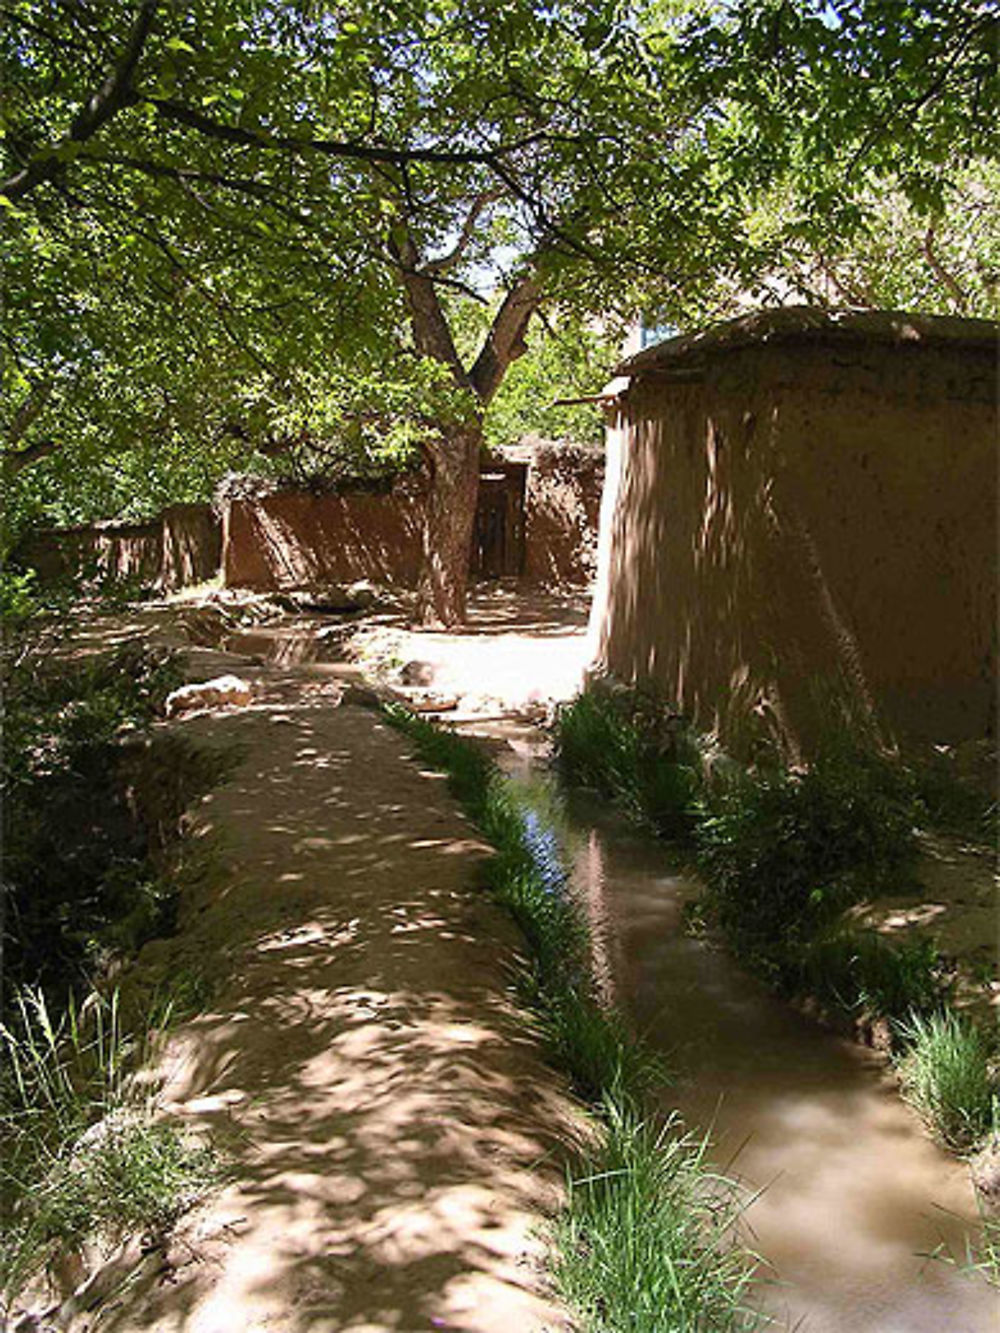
left=471, top=463, right=527, bottom=577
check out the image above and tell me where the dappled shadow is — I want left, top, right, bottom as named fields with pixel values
left=225, top=485, right=427, bottom=592
left=592, top=342, right=997, bottom=758
left=102, top=695, right=579, bottom=1332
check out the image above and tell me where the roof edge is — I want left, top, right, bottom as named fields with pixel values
left=615, top=306, right=999, bottom=378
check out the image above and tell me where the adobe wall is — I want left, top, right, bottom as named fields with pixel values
left=16, top=504, right=222, bottom=592
left=157, top=504, right=221, bottom=589
left=520, top=443, right=604, bottom=586
left=222, top=482, right=427, bottom=590
left=590, top=337, right=997, bottom=755
left=222, top=450, right=604, bottom=592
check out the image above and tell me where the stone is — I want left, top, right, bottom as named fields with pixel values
left=164, top=675, right=253, bottom=717
left=406, top=692, right=459, bottom=713
left=399, top=660, right=436, bottom=686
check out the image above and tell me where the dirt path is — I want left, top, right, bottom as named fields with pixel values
left=91, top=645, right=585, bottom=1332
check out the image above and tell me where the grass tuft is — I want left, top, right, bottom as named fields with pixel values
left=554, top=685, right=706, bottom=840
left=553, top=1097, right=763, bottom=1332
left=0, top=987, right=217, bottom=1316
left=896, top=1010, right=998, bottom=1152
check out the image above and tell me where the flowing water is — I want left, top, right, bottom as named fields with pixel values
left=493, top=736, right=999, bottom=1333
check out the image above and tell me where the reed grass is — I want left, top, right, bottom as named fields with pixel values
left=382, top=704, right=766, bottom=1331
left=554, top=1098, right=764, bottom=1332
left=0, top=986, right=216, bottom=1317
left=896, top=1010, right=997, bottom=1152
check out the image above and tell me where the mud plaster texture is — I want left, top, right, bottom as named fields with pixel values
left=591, top=309, right=998, bottom=758
left=221, top=449, right=603, bottom=595
left=493, top=440, right=604, bottom=586
left=17, top=505, right=221, bottom=593
left=93, top=658, right=578, bottom=1333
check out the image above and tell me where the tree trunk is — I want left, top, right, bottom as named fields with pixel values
left=415, top=425, right=482, bottom=627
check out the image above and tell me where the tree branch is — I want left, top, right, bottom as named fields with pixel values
left=922, top=226, right=967, bottom=310
left=147, top=98, right=513, bottom=170
left=0, top=0, right=157, bottom=201
left=4, top=378, right=55, bottom=448
left=389, top=230, right=467, bottom=380
left=422, top=190, right=502, bottom=276
left=3, top=437, right=60, bottom=479
left=468, top=273, right=541, bottom=406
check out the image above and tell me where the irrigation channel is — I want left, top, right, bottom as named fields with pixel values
left=484, top=724, right=998, bottom=1333
left=223, top=617, right=997, bottom=1330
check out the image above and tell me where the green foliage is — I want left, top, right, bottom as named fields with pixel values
left=554, top=1099, right=765, bottom=1333
left=451, top=305, right=618, bottom=449
left=908, top=743, right=998, bottom=846
left=552, top=686, right=942, bottom=1025
left=696, top=746, right=919, bottom=958
left=896, top=1011, right=998, bottom=1154
left=4, top=0, right=995, bottom=585
left=797, top=930, right=944, bottom=1024
left=0, top=988, right=216, bottom=1313
left=0, top=566, right=44, bottom=621
left=554, top=685, right=706, bottom=841
left=1, top=637, right=225, bottom=1003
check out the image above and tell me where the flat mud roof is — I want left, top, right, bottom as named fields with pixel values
left=615, top=306, right=999, bottom=377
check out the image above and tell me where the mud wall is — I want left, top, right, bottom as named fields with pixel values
left=16, top=504, right=221, bottom=592
left=223, top=450, right=604, bottom=592
left=521, top=443, right=604, bottom=586
left=589, top=338, right=997, bottom=754
left=222, top=483, right=427, bottom=590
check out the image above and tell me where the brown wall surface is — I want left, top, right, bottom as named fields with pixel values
left=521, top=443, right=604, bottom=586
left=160, top=504, right=223, bottom=590
left=590, top=338, right=997, bottom=755
left=223, top=450, right=604, bottom=592
left=222, top=483, right=427, bottom=590
left=16, top=505, right=221, bottom=592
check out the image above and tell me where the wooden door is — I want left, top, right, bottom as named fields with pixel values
left=471, top=464, right=527, bottom=577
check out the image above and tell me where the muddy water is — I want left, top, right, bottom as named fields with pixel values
left=494, top=743, right=998, bottom=1333
left=224, top=619, right=338, bottom=666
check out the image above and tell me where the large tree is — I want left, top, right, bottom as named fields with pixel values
left=3, top=0, right=996, bottom=621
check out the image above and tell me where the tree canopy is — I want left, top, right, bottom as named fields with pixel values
left=3, top=0, right=997, bottom=617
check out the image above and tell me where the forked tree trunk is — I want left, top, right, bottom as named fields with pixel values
left=415, top=426, right=482, bottom=627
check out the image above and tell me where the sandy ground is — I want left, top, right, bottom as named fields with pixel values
left=46, top=598, right=590, bottom=1333
left=339, top=586, right=593, bottom=720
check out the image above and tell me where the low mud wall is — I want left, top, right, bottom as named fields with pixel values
left=16, top=505, right=221, bottom=592
left=223, top=450, right=604, bottom=592
left=222, top=482, right=427, bottom=590
left=590, top=311, right=998, bottom=754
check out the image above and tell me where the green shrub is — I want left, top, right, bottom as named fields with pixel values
left=554, top=685, right=705, bottom=840
left=696, top=747, right=919, bottom=960
left=908, top=745, right=998, bottom=844
left=798, top=930, right=944, bottom=1023
left=896, top=1011, right=997, bottom=1152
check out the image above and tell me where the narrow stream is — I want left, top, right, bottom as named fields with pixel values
left=494, top=736, right=998, bottom=1333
